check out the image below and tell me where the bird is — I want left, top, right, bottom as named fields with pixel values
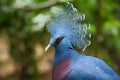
left=45, top=2, right=120, bottom=80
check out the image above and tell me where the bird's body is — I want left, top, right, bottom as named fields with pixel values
left=52, top=39, right=120, bottom=80
left=45, top=2, right=120, bottom=80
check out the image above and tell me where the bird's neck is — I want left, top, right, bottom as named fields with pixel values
left=53, top=42, right=74, bottom=66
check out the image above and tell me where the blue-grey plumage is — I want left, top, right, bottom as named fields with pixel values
left=45, top=2, right=120, bottom=80
left=67, top=50, right=120, bottom=80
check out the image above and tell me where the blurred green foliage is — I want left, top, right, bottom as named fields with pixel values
left=0, top=0, right=120, bottom=80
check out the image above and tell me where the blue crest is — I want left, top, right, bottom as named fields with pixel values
left=47, top=2, right=91, bottom=51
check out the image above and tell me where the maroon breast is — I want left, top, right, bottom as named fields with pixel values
left=52, top=57, right=72, bottom=80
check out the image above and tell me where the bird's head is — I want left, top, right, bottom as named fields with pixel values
left=45, top=24, right=71, bottom=51
left=45, top=2, right=91, bottom=52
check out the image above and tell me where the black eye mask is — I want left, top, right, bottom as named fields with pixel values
left=54, top=37, right=64, bottom=47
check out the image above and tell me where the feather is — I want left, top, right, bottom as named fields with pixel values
left=47, top=2, right=91, bottom=51
left=45, top=2, right=120, bottom=80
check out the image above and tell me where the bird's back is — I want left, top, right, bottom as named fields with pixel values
left=66, top=51, right=120, bottom=80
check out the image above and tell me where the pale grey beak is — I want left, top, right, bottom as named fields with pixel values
left=45, top=43, right=53, bottom=52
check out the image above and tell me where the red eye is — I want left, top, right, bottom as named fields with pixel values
left=56, top=37, right=63, bottom=42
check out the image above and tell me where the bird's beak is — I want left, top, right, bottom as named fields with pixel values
left=45, top=43, right=53, bottom=52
